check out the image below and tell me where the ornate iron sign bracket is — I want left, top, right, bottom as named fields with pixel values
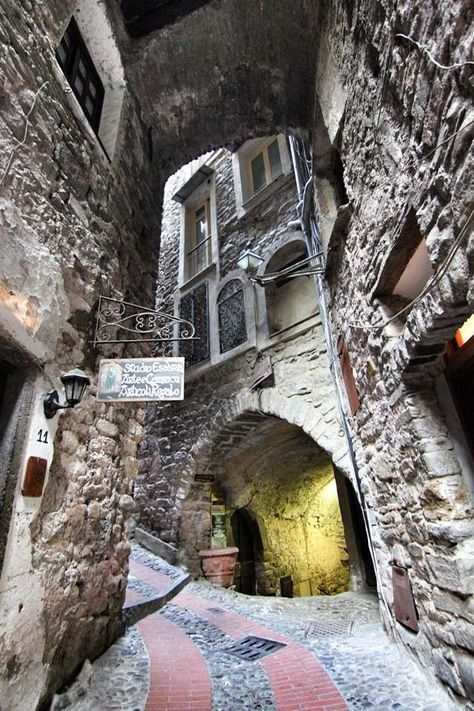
left=93, top=295, right=197, bottom=347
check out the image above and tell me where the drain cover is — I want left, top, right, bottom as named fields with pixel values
left=305, top=619, right=353, bottom=638
left=208, top=607, right=225, bottom=614
left=221, top=635, right=286, bottom=661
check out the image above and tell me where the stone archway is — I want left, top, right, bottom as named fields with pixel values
left=138, top=343, right=355, bottom=561
left=191, top=388, right=351, bottom=478
left=179, top=411, right=360, bottom=596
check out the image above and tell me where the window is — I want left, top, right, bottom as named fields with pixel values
left=172, top=163, right=217, bottom=285
left=249, top=138, right=283, bottom=196
left=188, top=200, right=212, bottom=279
left=374, top=209, right=432, bottom=329
left=218, top=280, right=247, bottom=353
left=232, top=135, right=292, bottom=216
left=56, top=17, right=104, bottom=133
left=179, top=283, right=210, bottom=366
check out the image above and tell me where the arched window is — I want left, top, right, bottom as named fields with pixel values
left=218, top=280, right=247, bottom=353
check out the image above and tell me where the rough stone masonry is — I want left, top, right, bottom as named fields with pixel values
left=0, top=1, right=159, bottom=707
left=0, top=0, right=472, bottom=708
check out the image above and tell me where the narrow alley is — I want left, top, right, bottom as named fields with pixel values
left=0, top=1, right=473, bottom=709
left=55, top=543, right=455, bottom=711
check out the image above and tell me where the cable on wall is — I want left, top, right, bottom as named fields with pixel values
left=0, top=81, right=49, bottom=185
left=289, top=135, right=391, bottom=615
left=347, top=206, right=474, bottom=332
left=395, top=34, right=474, bottom=71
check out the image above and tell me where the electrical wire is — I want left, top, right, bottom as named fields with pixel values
left=289, top=134, right=393, bottom=618
left=403, top=118, right=474, bottom=173
left=0, top=81, right=49, bottom=185
left=347, top=206, right=474, bottom=332
left=396, top=34, right=474, bottom=71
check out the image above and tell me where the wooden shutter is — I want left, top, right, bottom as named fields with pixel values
left=392, top=565, right=419, bottom=632
left=337, top=336, right=360, bottom=415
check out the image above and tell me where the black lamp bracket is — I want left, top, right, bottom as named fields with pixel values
left=43, top=390, right=71, bottom=419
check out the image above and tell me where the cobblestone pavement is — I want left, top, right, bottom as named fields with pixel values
left=56, top=627, right=149, bottom=711
left=188, top=583, right=456, bottom=711
left=72, top=545, right=457, bottom=711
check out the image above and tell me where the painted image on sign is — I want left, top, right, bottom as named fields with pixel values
left=97, top=358, right=185, bottom=402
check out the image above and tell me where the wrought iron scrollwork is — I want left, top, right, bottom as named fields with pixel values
left=93, top=295, right=197, bottom=346
left=179, top=283, right=210, bottom=365
left=218, top=279, right=247, bottom=353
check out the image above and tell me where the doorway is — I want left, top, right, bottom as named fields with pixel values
left=231, top=508, right=263, bottom=595
left=0, top=359, right=30, bottom=575
left=346, top=479, right=377, bottom=589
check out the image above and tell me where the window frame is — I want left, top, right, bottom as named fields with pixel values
left=248, top=137, right=283, bottom=197
left=232, top=135, right=292, bottom=218
left=187, top=198, right=212, bottom=279
left=217, top=278, right=247, bottom=354
left=176, top=168, right=219, bottom=289
left=55, top=17, right=104, bottom=134
left=178, top=282, right=210, bottom=367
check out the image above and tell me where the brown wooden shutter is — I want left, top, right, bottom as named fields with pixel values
left=392, top=565, right=419, bottom=632
left=22, top=457, right=48, bottom=497
left=337, top=336, right=360, bottom=415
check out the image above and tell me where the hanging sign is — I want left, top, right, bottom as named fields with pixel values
left=97, top=357, right=185, bottom=402
left=194, top=473, right=215, bottom=483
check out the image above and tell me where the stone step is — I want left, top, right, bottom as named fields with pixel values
left=124, top=570, right=190, bottom=627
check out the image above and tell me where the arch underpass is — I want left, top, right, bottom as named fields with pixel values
left=0, top=0, right=472, bottom=707
left=180, top=413, right=375, bottom=597
left=114, top=0, right=329, bottom=178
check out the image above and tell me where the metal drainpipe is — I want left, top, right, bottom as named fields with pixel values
left=288, top=135, right=389, bottom=611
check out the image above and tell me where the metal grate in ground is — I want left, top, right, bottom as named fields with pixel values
left=220, top=635, right=286, bottom=661
left=305, top=619, right=354, bottom=638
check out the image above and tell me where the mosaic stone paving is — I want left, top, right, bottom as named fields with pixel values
left=161, top=603, right=276, bottom=710
left=193, top=582, right=458, bottom=711
left=66, top=545, right=459, bottom=711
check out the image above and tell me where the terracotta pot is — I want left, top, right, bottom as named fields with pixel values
left=198, top=547, right=239, bottom=588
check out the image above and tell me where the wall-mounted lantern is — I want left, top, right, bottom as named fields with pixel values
left=236, top=250, right=264, bottom=274
left=43, top=368, right=90, bottom=419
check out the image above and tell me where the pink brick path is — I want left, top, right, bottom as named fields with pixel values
left=131, top=558, right=348, bottom=710
left=138, top=613, right=212, bottom=711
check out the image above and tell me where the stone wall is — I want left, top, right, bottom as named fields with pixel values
left=0, top=0, right=472, bottom=705
left=218, top=423, right=350, bottom=597
left=0, top=1, right=158, bottom=707
left=312, top=0, right=474, bottom=701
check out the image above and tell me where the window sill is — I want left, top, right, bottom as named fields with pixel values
left=237, top=171, right=292, bottom=218
left=179, top=262, right=216, bottom=292
left=183, top=339, right=255, bottom=383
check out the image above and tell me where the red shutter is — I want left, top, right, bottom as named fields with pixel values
left=22, top=457, right=48, bottom=497
left=337, top=336, right=360, bottom=416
